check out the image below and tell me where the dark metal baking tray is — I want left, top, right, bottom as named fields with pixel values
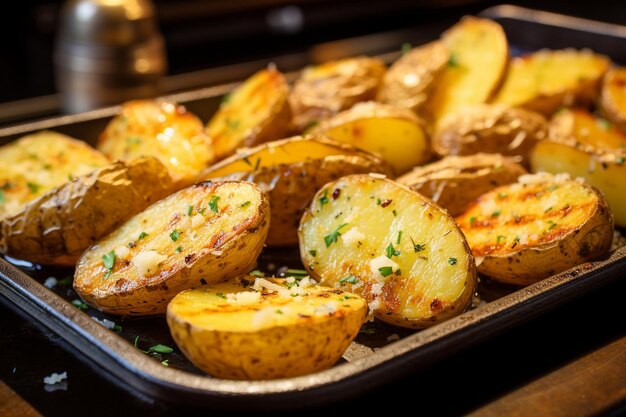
left=1, top=4, right=626, bottom=410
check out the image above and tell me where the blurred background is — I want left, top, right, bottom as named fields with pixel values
left=1, top=0, right=625, bottom=125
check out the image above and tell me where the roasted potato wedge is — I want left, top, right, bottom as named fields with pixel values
left=600, top=67, right=626, bottom=132
left=456, top=173, right=614, bottom=286
left=432, top=104, right=548, bottom=164
left=530, top=109, right=626, bottom=227
left=98, top=99, right=214, bottom=189
left=202, top=135, right=392, bottom=246
left=206, top=67, right=292, bottom=160
left=397, top=154, right=527, bottom=216
left=492, top=49, right=611, bottom=116
left=424, top=16, right=509, bottom=128
left=167, top=276, right=367, bottom=380
left=0, top=131, right=109, bottom=218
left=74, top=181, right=269, bottom=315
left=289, top=56, right=386, bottom=132
left=1, top=157, right=172, bottom=266
left=299, top=174, right=477, bottom=329
left=377, top=40, right=450, bottom=114
left=312, top=101, right=430, bottom=174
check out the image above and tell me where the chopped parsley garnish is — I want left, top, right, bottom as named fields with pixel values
left=148, top=344, right=174, bottom=354
left=243, top=156, right=251, bottom=166
left=226, top=118, right=240, bottom=130
left=616, top=156, right=625, bottom=165
left=43, top=163, right=52, bottom=170
left=221, top=93, right=231, bottom=104
left=68, top=174, right=75, bottom=181
left=57, top=276, right=73, bottom=286
left=359, top=327, right=376, bottom=335
left=496, top=235, right=505, bottom=244
left=240, top=200, right=251, bottom=208
left=386, top=242, right=401, bottom=259
left=113, top=324, right=122, bottom=332
left=303, top=119, right=320, bottom=132
left=134, top=336, right=140, bottom=348
left=469, top=216, right=477, bottom=226
left=174, top=246, right=182, bottom=253
left=498, top=192, right=507, bottom=199
left=549, top=184, right=560, bottom=191
left=161, top=360, right=169, bottom=367
left=275, top=309, right=283, bottom=315
left=545, top=206, right=553, bottom=213
left=396, top=231, right=403, bottom=244
left=448, top=257, right=458, bottom=266
left=339, top=275, right=359, bottom=285
left=378, top=266, right=393, bottom=277
left=0, top=190, right=4, bottom=204
left=597, top=118, right=612, bottom=130
left=448, top=52, right=459, bottom=67
left=392, top=209, right=398, bottom=217
left=376, top=198, right=382, bottom=205
left=102, top=250, right=116, bottom=278
left=309, top=249, right=317, bottom=257
left=282, top=268, right=308, bottom=278
left=170, top=229, right=181, bottom=242
left=546, top=220, right=558, bottom=231
left=138, top=231, right=149, bottom=240
left=401, top=42, right=412, bottom=54
left=491, top=209, right=501, bottom=218
left=126, top=136, right=142, bottom=145
left=410, top=236, right=426, bottom=253
left=71, top=299, right=88, bottom=310
left=208, top=195, right=220, bottom=213
left=26, top=182, right=40, bottom=194
left=514, top=235, right=521, bottom=243
left=319, top=190, right=329, bottom=207
left=324, top=223, right=348, bottom=248
left=215, top=292, right=227, bottom=299
left=250, top=269, right=265, bottom=277
left=187, top=205, right=193, bottom=216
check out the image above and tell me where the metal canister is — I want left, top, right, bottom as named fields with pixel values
left=54, top=0, right=167, bottom=114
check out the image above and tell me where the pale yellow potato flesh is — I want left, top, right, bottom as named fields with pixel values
left=167, top=278, right=367, bottom=380
left=299, top=174, right=477, bottom=329
left=207, top=67, right=292, bottom=160
left=456, top=174, right=614, bottom=285
left=424, top=16, right=509, bottom=129
left=492, top=49, right=611, bottom=116
left=600, top=67, right=626, bottom=132
left=549, top=108, right=626, bottom=151
left=0, top=131, right=109, bottom=218
left=74, top=181, right=269, bottom=315
left=98, top=99, right=214, bottom=189
left=313, top=101, right=430, bottom=174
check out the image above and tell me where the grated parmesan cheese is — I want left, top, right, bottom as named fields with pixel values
left=43, top=371, right=67, bottom=385
left=114, top=245, right=131, bottom=261
left=252, top=307, right=275, bottom=328
left=341, top=228, right=365, bottom=246
left=91, top=316, right=116, bottom=329
left=368, top=172, right=387, bottom=179
left=191, top=214, right=205, bottom=229
left=43, top=277, right=57, bottom=289
left=226, top=291, right=262, bottom=305
left=314, top=301, right=338, bottom=316
left=386, top=333, right=400, bottom=342
left=369, top=255, right=399, bottom=279
left=132, top=250, right=166, bottom=278
left=252, top=278, right=292, bottom=298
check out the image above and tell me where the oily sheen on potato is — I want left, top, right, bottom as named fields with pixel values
left=600, top=67, right=626, bottom=132
left=74, top=181, right=269, bottom=315
left=206, top=67, right=292, bottom=160
left=299, top=174, right=477, bottom=329
left=167, top=277, right=367, bottom=380
left=202, top=135, right=392, bottom=246
left=0, top=157, right=173, bottom=266
left=456, top=173, right=614, bottom=286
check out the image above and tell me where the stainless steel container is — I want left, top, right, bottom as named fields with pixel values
left=54, top=0, right=167, bottom=114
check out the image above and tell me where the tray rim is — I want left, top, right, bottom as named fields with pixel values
left=1, top=4, right=626, bottom=409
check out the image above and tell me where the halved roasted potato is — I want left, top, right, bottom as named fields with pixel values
left=456, top=173, right=614, bottom=286
left=492, top=49, right=611, bottom=116
left=206, top=67, right=292, bottom=160
left=0, top=157, right=172, bottom=266
left=312, top=101, right=430, bottom=174
left=424, top=16, right=509, bottom=129
left=397, top=153, right=527, bottom=216
left=0, top=131, right=109, bottom=218
left=299, top=174, right=477, bottom=329
left=432, top=104, right=548, bottom=164
left=600, top=67, right=626, bottom=132
left=377, top=40, right=450, bottom=114
left=98, top=99, right=214, bottom=189
left=289, top=56, right=386, bottom=132
left=202, top=135, right=392, bottom=246
left=530, top=109, right=626, bottom=227
left=74, top=181, right=269, bottom=315
left=167, top=276, right=367, bottom=380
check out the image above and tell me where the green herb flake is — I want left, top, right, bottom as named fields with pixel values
left=57, top=276, right=73, bottom=286
left=392, top=209, right=398, bottom=217
left=378, top=266, right=393, bottom=277
left=243, top=156, right=252, bottom=166
left=26, top=182, right=40, bottom=194
left=616, top=156, right=625, bottom=165
left=161, top=360, right=169, bottom=367
left=0, top=190, right=4, bottom=204
left=71, top=299, right=88, bottom=310
left=545, top=206, right=553, bottom=213
left=170, top=229, right=181, bottom=242
left=320, top=190, right=329, bottom=207
left=240, top=200, right=251, bottom=208
left=138, top=231, right=148, bottom=240
left=215, top=292, right=227, bottom=299
left=546, top=220, right=558, bottom=231
left=448, top=52, right=459, bottom=67
left=174, top=246, right=182, bottom=253
left=448, top=257, right=458, bottom=266
left=498, top=192, right=507, bottom=200
left=496, top=235, right=505, bottom=244
left=324, top=223, right=348, bottom=248
left=250, top=269, right=265, bottom=277
left=385, top=242, right=401, bottom=259
left=68, top=174, right=75, bottom=181
left=359, top=327, right=376, bottom=335
left=112, top=324, right=122, bottom=332
left=303, top=119, right=320, bottom=133
left=187, top=205, right=193, bottom=216
left=221, top=93, right=231, bottom=105
left=396, top=231, right=403, bottom=245
left=209, top=195, right=220, bottom=213
left=549, top=184, right=560, bottom=191
left=226, top=118, right=240, bottom=130
left=469, top=216, right=477, bottom=226
left=339, top=275, right=359, bottom=285
left=401, top=42, right=412, bottom=54
left=491, top=209, right=501, bottom=218
left=309, top=249, right=317, bottom=257
left=514, top=235, right=521, bottom=243
left=410, top=236, right=426, bottom=253
left=148, top=344, right=174, bottom=354
left=134, top=336, right=140, bottom=348
left=126, top=136, right=142, bottom=145
left=597, top=118, right=612, bottom=130
left=275, top=309, right=283, bottom=315
left=376, top=198, right=382, bottom=206
left=102, top=251, right=116, bottom=278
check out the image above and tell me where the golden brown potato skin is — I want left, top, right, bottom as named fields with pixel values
left=98, top=99, right=214, bottom=189
left=377, top=41, right=450, bottom=114
left=0, top=157, right=172, bottom=266
left=397, top=153, right=527, bottom=216
left=202, top=136, right=392, bottom=246
left=289, top=56, right=386, bottom=132
left=456, top=174, right=614, bottom=285
left=432, top=104, right=548, bottom=164
left=207, top=67, right=292, bottom=160
left=74, top=181, right=270, bottom=315
left=600, top=67, right=626, bottom=132
left=167, top=278, right=367, bottom=380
